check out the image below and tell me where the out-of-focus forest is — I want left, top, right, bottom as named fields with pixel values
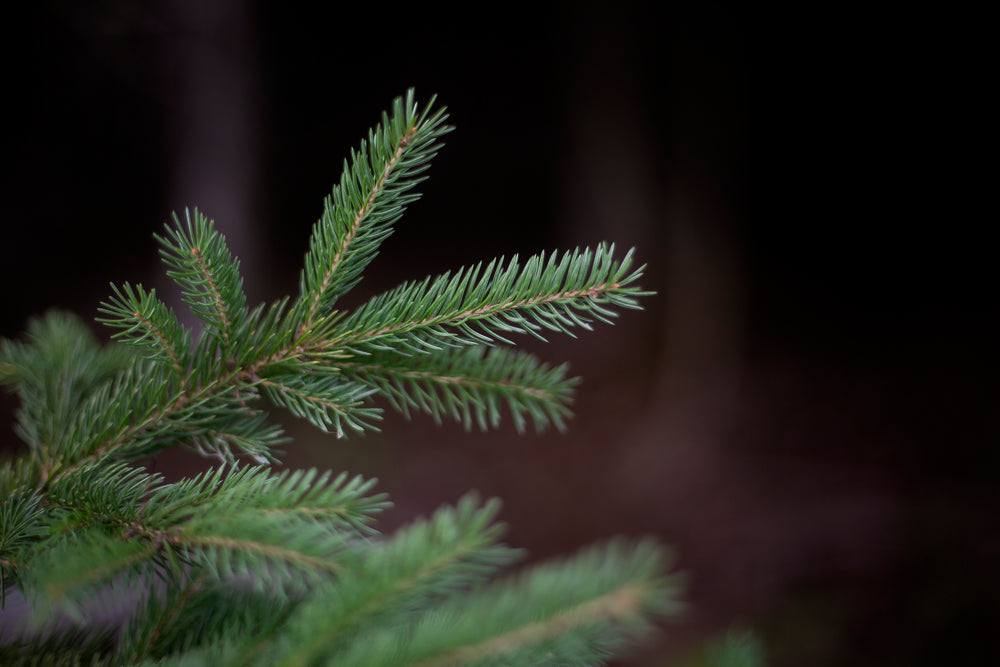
left=1, top=2, right=994, bottom=664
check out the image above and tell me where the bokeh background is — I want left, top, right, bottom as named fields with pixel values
left=1, top=2, right=994, bottom=664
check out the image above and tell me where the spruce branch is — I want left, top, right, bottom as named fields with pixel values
left=262, top=494, right=520, bottom=667
left=0, top=491, right=46, bottom=604
left=120, top=575, right=209, bottom=660
left=119, top=576, right=297, bottom=663
left=344, top=539, right=682, bottom=667
left=340, top=345, right=577, bottom=433
left=295, top=89, right=452, bottom=332
left=97, top=283, right=190, bottom=375
left=44, top=462, right=155, bottom=528
left=0, top=90, right=681, bottom=665
left=33, top=527, right=166, bottom=603
left=0, top=312, right=135, bottom=458
left=62, top=177, right=644, bottom=467
left=154, top=208, right=248, bottom=349
left=258, top=374, right=379, bottom=438
left=28, top=465, right=386, bottom=609
left=144, top=466, right=388, bottom=537
left=0, top=458, right=44, bottom=499
left=58, top=372, right=238, bottom=471
left=326, top=244, right=647, bottom=356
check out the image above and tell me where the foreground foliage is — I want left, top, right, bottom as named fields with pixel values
left=0, top=91, right=682, bottom=665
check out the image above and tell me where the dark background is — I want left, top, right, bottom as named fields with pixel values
left=1, top=2, right=994, bottom=664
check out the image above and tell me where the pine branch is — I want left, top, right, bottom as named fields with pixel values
left=339, top=539, right=683, bottom=666
left=146, top=466, right=389, bottom=537
left=0, top=491, right=46, bottom=605
left=261, top=494, right=520, bottom=667
left=0, top=457, right=43, bottom=500
left=97, top=283, right=190, bottom=375
left=0, top=90, right=676, bottom=665
left=45, top=463, right=156, bottom=528
left=0, top=312, right=135, bottom=457
left=32, top=527, right=165, bottom=602
left=224, top=297, right=298, bottom=370
left=183, top=411, right=286, bottom=465
left=1, top=95, right=651, bottom=474
left=294, top=89, right=452, bottom=332
left=27, top=189, right=643, bottom=473
left=49, top=356, right=284, bottom=477
left=171, top=527, right=346, bottom=588
left=120, top=575, right=208, bottom=660
left=341, top=345, right=577, bottom=433
left=154, top=208, right=248, bottom=349
left=119, top=577, right=295, bottom=663
left=323, top=244, right=646, bottom=357
left=27, top=466, right=386, bottom=609
left=258, top=373, right=380, bottom=438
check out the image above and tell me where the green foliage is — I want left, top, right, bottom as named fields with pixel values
left=0, top=91, right=680, bottom=665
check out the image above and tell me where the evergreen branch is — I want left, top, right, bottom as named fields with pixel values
left=1, top=91, right=669, bottom=665
left=0, top=313, right=135, bottom=456
left=33, top=527, right=165, bottom=601
left=51, top=362, right=195, bottom=476
left=183, top=412, right=286, bottom=465
left=218, top=468, right=390, bottom=536
left=112, top=514, right=348, bottom=597
left=0, top=338, right=28, bottom=389
left=174, top=530, right=345, bottom=580
left=52, top=364, right=279, bottom=477
left=341, top=346, right=577, bottom=433
left=0, top=491, right=46, bottom=605
left=295, top=89, right=452, bottom=330
left=122, top=575, right=207, bottom=660
left=0, top=360, right=15, bottom=386
left=227, top=297, right=298, bottom=369
left=45, top=463, right=157, bottom=527
left=155, top=208, right=248, bottom=348
left=327, top=244, right=647, bottom=356
left=148, top=466, right=388, bottom=537
left=268, top=494, right=520, bottom=667
left=0, top=318, right=207, bottom=477
left=412, top=586, right=652, bottom=666
left=259, top=374, right=380, bottom=438
left=140, top=465, right=257, bottom=524
left=0, top=312, right=104, bottom=392
left=347, top=539, right=683, bottom=666
left=120, top=578, right=296, bottom=663
left=30, top=469, right=367, bottom=605
left=97, top=283, right=190, bottom=374
left=0, top=457, right=42, bottom=500
left=40, top=337, right=287, bottom=476
left=138, top=467, right=380, bottom=591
